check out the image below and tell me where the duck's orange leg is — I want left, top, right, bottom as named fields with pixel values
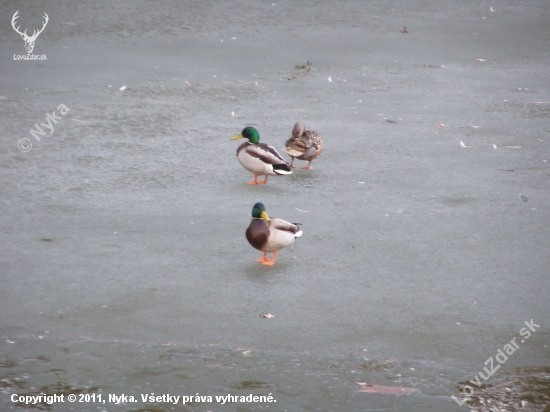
left=255, top=252, right=270, bottom=264
left=258, top=175, right=268, bottom=184
left=246, top=174, right=260, bottom=185
left=289, top=157, right=297, bottom=168
left=262, top=251, right=277, bottom=266
left=301, top=160, right=313, bottom=170
left=254, top=251, right=277, bottom=265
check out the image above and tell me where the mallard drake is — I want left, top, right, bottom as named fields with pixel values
left=232, top=127, right=292, bottom=185
left=284, top=121, right=323, bottom=170
left=245, top=202, right=302, bottom=265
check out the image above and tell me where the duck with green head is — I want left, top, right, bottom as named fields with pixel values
left=232, top=127, right=292, bottom=185
left=245, top=202, right=302, bottom=265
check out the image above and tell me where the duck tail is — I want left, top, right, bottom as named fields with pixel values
left=272, top=164, right=293, bottom=175
left=293, top=223, right=303, bottom=237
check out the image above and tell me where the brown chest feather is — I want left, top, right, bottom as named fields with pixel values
left=246, top=219, right=269, bottom=251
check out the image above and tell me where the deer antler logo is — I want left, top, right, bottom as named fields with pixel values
left=12, top=10, right=49, bottom=54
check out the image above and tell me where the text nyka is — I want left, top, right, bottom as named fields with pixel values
left=29, top=104, right=70, bottom=142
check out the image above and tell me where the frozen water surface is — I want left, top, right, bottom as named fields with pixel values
left=1, top=1, right=549, bottom=411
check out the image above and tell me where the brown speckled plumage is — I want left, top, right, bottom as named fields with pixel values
left=284, top=122, right=323, bottom=169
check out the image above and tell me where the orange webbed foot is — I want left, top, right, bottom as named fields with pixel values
left=255, top=252, right=270, bottom=263
left=258, top=176, right=268, bottom=184
left=255, top=251, right=277, bottom=265
left=246, top=175, right=260, bottom=185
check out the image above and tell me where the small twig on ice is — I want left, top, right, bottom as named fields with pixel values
left=287, top=61, right=311, bottom=81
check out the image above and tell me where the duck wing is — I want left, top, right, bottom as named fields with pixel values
left=303, top=142, right=320, bottom=159
left=246, top=143, right=289, bottom=165
left=302, top=130, right=323, bottom=159
left=262, top=218, right=302, bottom=251
left=270, top=218, right=302, bottom=236
left=284, top=136, right=308, bottom=157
